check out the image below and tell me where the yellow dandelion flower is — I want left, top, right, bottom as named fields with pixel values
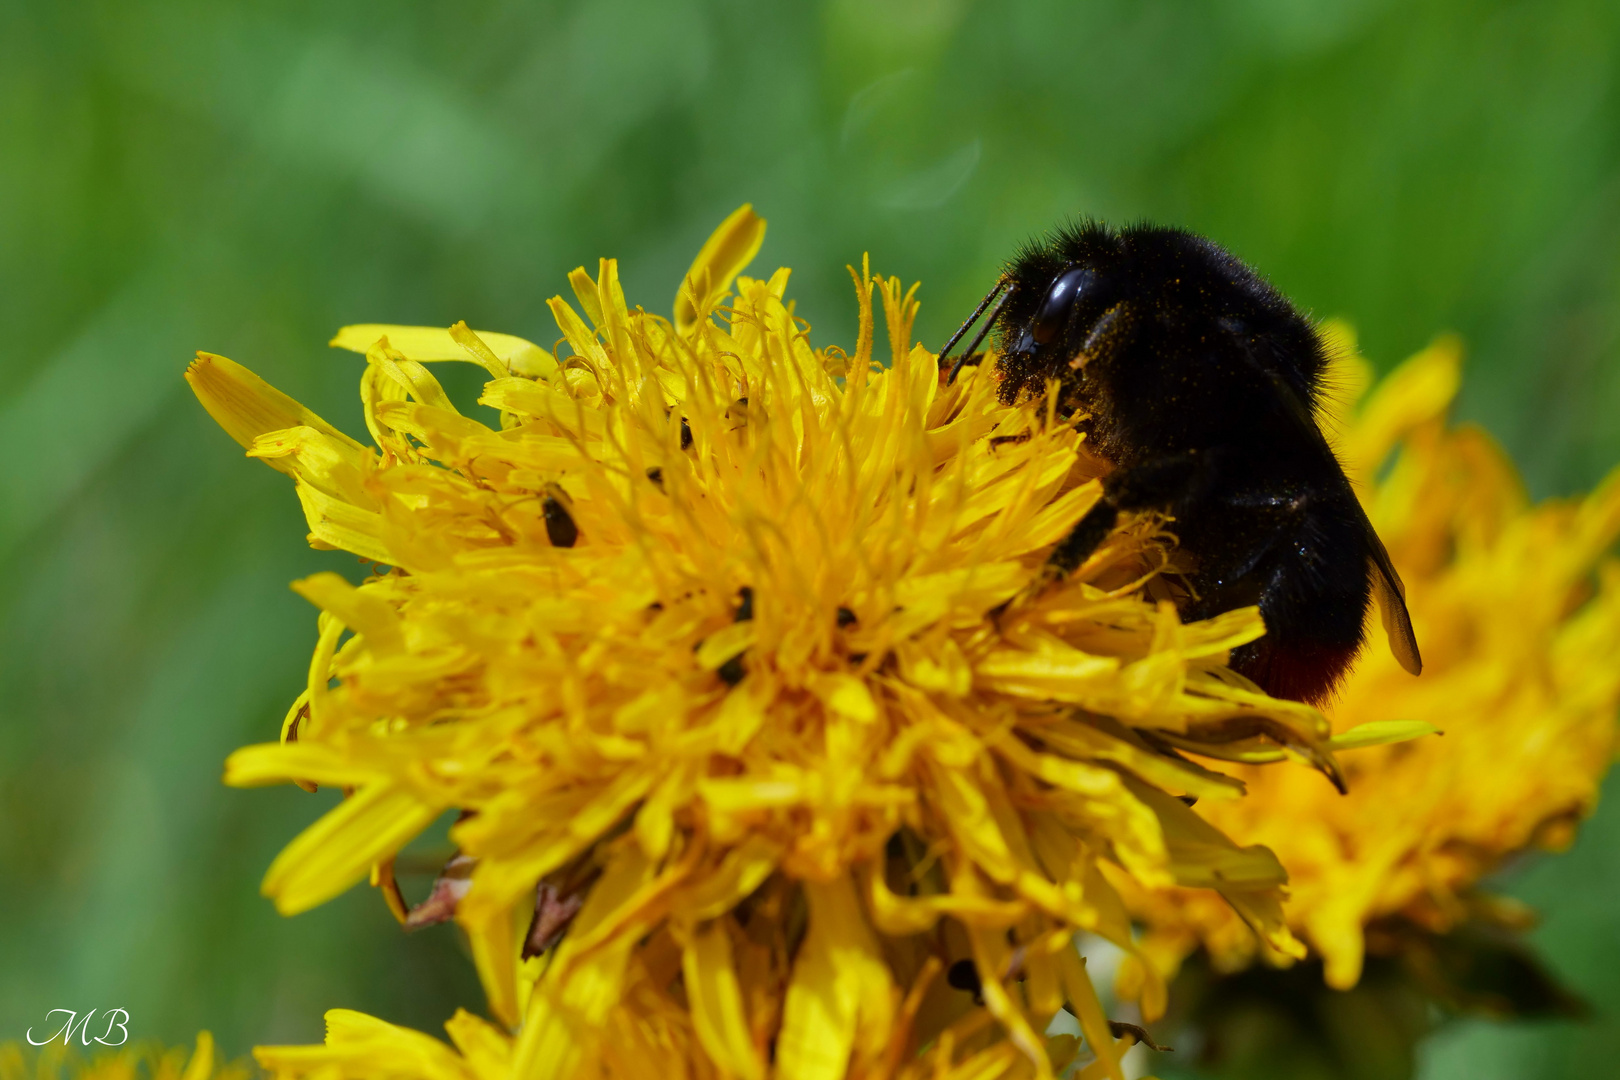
left=0, top=1032, right=247, bottom=1080
left=189, top=207, right=1409, bottom=1080
left=1112, top=329, right=1620, bottom=994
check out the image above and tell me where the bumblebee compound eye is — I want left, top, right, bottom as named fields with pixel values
left=1031, top=266, right=1092, bottom=345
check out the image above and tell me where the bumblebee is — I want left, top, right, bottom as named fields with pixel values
left=940, top=222, right=1421, bottom=704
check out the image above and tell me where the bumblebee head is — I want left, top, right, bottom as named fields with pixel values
left=936, top=234, right=1112, bottom=394
left=987, top=224, right=1125, bottom=404
left=942, top=221, right=1320, bottom=410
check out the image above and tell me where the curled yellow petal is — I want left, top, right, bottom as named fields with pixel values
left=262, top=782, right=440, bottom=916
left=255, top=1009, right=478, bottom=1080
left=675, top=203, right=766, bottom=335
left=291, top=572, right=404, bottom=654
left=683, top=920, right=764, bottom=1080
left=331, top=323, right=556, bottom=378
left=777, top=876, right=894, bottom=1080
left=181, top=1031, right=217, bottom=1080
left=185, top=352, right=364, bottom=465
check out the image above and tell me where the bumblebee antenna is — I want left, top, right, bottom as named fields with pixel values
left=938, top=278, right=1011, bottom=384
left=948, top=286, right=1013, bottom=384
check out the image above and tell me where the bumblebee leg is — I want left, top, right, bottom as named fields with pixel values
left=1048, top=500, right=1118, bottom=574
left=1046, top=451, right=1214, bottom=575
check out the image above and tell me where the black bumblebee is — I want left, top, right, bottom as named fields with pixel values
left=939, top=222, right=1421, bottom=704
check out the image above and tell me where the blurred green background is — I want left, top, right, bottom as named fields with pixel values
left=3, top=0, right=1618, bottom=1076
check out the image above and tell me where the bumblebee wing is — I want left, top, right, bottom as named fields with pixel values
left=1363, top=519, right=1422, bottom=675
left=1257, top=366, right=1423, bottom=676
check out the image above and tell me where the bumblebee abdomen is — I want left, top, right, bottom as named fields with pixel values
left=1221, top=496, right=1373, bottom=705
